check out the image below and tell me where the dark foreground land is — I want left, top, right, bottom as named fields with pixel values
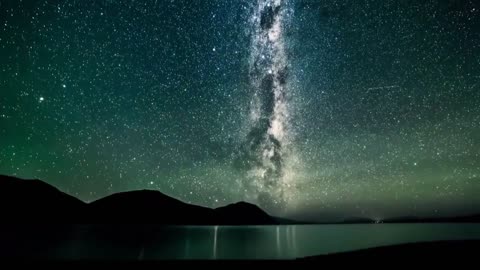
left=301, top=239, right=479, bottom=260
left=0, top=240, right=477, bottom=265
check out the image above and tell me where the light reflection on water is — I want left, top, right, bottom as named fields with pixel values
left=4, top=224, right=480, bottom=260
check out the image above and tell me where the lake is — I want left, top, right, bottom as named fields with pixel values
left=4, top=223, right=480, bottom=260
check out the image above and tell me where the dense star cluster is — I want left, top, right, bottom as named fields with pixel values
left=1, top=0, right=479, bottom=219
left=235, top=0, right=296, bottom=213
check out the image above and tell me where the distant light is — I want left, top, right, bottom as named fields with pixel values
left=413, top=162, right=417, bottom=166
left=374, top=219, right=383, bottom=224
left=212, top=47, right=216, bottom=52
left=150, top=181, right=154, bottom=185
left=62, top=84, right=66, bottom=88
left=39, top=97, right=44, bottom=102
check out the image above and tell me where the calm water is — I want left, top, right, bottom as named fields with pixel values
left=6, top=224, right=480, bottom=260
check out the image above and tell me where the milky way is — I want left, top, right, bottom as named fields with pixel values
left=234, top=0, right=296, bottom=212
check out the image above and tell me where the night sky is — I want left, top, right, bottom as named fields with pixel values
left=1, top=0, right=479, bottom=220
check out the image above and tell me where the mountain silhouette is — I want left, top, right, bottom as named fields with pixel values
left=88, top=190, right=220, bottom=224
left=340, top=217, right=376, bottom=224
left=0, top=175, right=278, bottom=225
left=0, top=175, right=86, bottom=222
left=215, top=201, right=275, bottom=225
left=383, top=215, right=480, bottom=223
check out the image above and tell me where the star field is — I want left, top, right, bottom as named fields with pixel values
left=1, top=0, right=479, bottom=219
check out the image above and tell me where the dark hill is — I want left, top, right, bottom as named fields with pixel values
left=340, top=217, right=375, bottom=224
left=0, top=175, right=86, bottom=222
left=88, top=190, right=218, bottom=224
left=215, top=201, right=276, bottom=225
left=383, top=215, right=480, bottom=223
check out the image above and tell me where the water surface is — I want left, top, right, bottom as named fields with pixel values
left=7, top=224, right=480, bottom=260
